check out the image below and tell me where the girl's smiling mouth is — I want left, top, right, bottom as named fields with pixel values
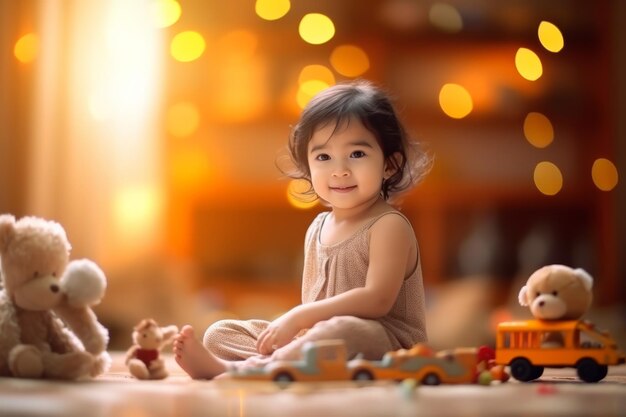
left=330, top=185, right=357, bottom=192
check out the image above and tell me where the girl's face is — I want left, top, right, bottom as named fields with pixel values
left=307, top=117, right=389, bottom=211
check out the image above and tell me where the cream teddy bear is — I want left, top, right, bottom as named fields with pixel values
left=518, top=264, right=593, bottom=347
left=0, top=214, right=111, bottom=379
left=518, top=264, right=593, bottom=320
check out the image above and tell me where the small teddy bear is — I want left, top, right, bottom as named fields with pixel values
left=125, top=319, right=178, bottom=380
left=0, top=214, right=111, bottom=379
left=518, top=264, right=593, bottom=346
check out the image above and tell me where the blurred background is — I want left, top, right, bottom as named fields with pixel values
left=1, top=0, right=624, bottom=351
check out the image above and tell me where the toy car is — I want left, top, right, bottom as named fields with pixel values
left=347, top=344, right=481, bottom=385
left=227, top=340, right=500, bottom=386
left=228, top=339, right=354, bottom=383
left=494, top=319, right=626, bottom=383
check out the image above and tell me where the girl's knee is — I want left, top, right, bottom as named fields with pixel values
left=202, top=320, right=235, bottom=346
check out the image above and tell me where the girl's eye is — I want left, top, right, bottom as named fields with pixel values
left=315, top=154, right=330, bottom=161
left=351, top=150, right=366, bottom=158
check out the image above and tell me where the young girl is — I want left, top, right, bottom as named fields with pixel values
left=174, top=80, right=432, bottom=379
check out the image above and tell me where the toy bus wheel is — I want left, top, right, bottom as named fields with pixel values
left=352, top=369, right=374, bottom=381
left=422, top=372, right=441, bottom=386
left=273, top=372, right=294, bottom=385
left=510, top=358, right=542, bottom=382
left=576, top=358, right=608, bottom=383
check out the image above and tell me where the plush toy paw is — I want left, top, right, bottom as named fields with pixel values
left=60, top=259, right=107, bottom=308
left=127, top=359, right=151, bottom=380
left=8, top=345, right=44, bottom=378
left=43, top=351, right=95, bottom=380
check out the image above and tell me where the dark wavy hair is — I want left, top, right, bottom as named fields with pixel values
left=280, top=80, right=432, bottom=202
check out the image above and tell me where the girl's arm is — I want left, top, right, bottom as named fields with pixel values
left=257, top=214, right=415, bottom=354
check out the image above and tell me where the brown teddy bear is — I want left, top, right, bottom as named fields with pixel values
left=518, top=264, right=593, bottom=346
left=0, top=214, right=111, bottom=379
left=125, top=319, right=178, bottom=380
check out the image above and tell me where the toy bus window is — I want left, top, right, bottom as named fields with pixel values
left=501, top=331, right=541, bottom=349
left=540, top=331, right=565, bottom=347
left=580, top=332, right=603, bottom=348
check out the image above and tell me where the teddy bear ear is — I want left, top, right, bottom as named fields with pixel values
left=0, top=214, right=17, bottom=253
left=518, top=285, right=530, bottom=306
left=574, top=268, right=593, bottom=291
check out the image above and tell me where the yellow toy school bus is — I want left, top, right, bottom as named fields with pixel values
left=495, top=319, right=625, bottom=383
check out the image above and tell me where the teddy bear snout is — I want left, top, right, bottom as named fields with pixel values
left=13, top=275, right=64, bottom=311
left=531, top=294, right=567, bottom=319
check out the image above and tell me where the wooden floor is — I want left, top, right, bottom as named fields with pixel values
left=1, top=353, right=625, bottom=417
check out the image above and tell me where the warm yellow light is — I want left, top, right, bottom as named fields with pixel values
left=150, top=0, right=181, bottom=28
left=330, top=45, right=370, bottom=77
left=538, top=21, right=564, bottom=53
left=515, top=48, right=543, bottom=81
left=428, top=3, right=463, bottom=33
left=14, top=33, right=39, bottom=63
left=255, top=0, right=290, bottom=21
left=439, top=83, right=473, bottom=119
left=534, top=161, right=563, bottom=196
left=523, top=112, right=554, bottom=148
left=299, top=13, right=335, bottom=45
left=297, top=80, right=329, bottom=109
left=592, top=158, right=619, bottom=192
left=171, top=30, right=205, bottom=62
left=287, top=179, right=318, bottom=209
left=113, top=185, right=163, bottom=244
left=167, top=101, right=200, bottom=138
left=298, top=64, right=335, bottom=86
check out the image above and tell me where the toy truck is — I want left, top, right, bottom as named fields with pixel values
left=495, top=319, right=626, bottom=383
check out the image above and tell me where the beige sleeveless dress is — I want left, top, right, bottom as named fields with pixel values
left=203, top=210, right=427, bottom=362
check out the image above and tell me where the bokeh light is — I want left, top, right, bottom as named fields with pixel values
left=523, top=112, right=554, bottom=148
left=255, top=0, right=290, bottom=21
left=171, top=30, right=206, bottom=62
left=534, top=161, right=563, bottom=196
left=591, top=158, right=619, bottom=191
left=167, top=101, right=200, bottom=138
left=299, top=13, right=335, bottom=45
left=286, top=179, right=318, bottom=209
left=297, top=79, right=330, bottom=109
left=330, top=45, right=370, bottom=77
left=439, top=83, right=473, bottom=119
left=149, top=0, right=181, bottom=28
left=298, top=64, right=335, bottom=86
left=515, top=48, right=543, bottom=81
left=428, top=3, right=463, bottom=33
left=14, top=33, right=39, bottom=63
left=538, top=21, right=564, bottom=53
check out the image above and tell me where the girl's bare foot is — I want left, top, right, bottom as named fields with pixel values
left=173, top=325, right=228, bottom=379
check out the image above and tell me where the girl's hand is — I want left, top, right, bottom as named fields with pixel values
left=256, top=307, right=303, bottom=355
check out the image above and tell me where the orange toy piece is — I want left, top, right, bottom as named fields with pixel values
left=125, top=319, right=178, bottom=380
left=495, top=319, right=625, bottom=383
